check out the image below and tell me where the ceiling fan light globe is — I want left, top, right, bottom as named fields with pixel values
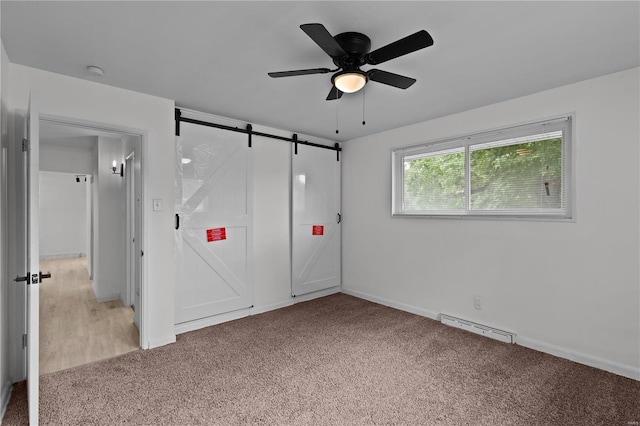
left=333, top=72, right=367, bottom=93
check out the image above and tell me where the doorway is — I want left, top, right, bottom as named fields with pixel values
left=11, top=113, right=146, bottom=377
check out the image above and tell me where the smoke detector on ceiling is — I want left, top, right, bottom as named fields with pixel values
left=86, top=65, right=104, bottom=77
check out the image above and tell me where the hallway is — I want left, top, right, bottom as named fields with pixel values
left=39, top=257, right=139, bottom=374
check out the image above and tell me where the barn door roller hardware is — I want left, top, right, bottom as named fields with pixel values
left=175, top=108, right=341, bottom=159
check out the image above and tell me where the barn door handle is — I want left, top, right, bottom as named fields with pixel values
left=39, top=271, right=52, bottom=281
left=336, top=213, right=341, bottom=224
left=175, top=214, right=180, bottom=230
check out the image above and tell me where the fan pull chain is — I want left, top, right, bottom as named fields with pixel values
left=335, top=96, right=339, bottom=134
left=362, top=86, right=366, bottom=126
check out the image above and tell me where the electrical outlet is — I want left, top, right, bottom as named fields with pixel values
left=474, top=296, right=482, bottom=310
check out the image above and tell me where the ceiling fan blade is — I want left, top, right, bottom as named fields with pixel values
left=365, top=30, right=434, bottom=65
left=268, top=68, right=332, bottom=78
left=326, top=86, right=343, bottom=101
left=300, top=23, right=347, bottom=59
left=367, top=69, right=416, bottom=89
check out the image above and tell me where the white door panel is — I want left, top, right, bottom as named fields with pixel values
left=292, top=143, right=341, bottom=296
left=26, top=92, right=40, bottom=425
left=175, top=122, right=253, bottom=325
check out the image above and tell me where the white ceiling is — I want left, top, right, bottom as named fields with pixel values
left=2, top=1, right=639, bottom=142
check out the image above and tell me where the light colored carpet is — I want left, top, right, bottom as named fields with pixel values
left=3, top=293, right=639, bottom=425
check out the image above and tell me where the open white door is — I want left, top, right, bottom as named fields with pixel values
left=291, top=144, right=341, bottom=297
left=22, top=92, right=41, bottom=424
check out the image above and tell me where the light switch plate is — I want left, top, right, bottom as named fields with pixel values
left=153, top=198, right=162, bottom=211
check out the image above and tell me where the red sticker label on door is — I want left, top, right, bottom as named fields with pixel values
left=312, top=225, right=324, bottom=236
left=206, top=227, right=226, bottom=242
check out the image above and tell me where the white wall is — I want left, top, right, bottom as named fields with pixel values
left=40, top=139, right=94, bottom=175
left=252, top=135, right=293, bottom=309
left=90, top=140, right=99, bottom=282
left=342, top=68, right=640, bottom=380
left=9, top=64, right=176, bottom=349
left=0, top=38, right=11, bottom=417
left=39, top=171, right=87, bottom=258
left=92, top=136, right=125, bottom=301
left=86, top=175, right=92, bottom=278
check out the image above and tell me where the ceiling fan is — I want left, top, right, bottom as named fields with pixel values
left=268, top=23, right=434, bottom=101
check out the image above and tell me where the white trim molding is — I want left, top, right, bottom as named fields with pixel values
left=342, top=288, right=639, bottom=381
left=175, top=309, right=251, bottom=335
left=340, top=288, right=440, bottom=320
left=147, top=335, right=177, bottom=350
left=1, top=380, right=12, bottom=421
left=40, top=253, right=86, bottom=260
left=94, top=292, right=121, bottom=303
left=175, top=287, right=342, bottom=335
left=517, top=336, right=640, bottom=381
left=251, top=300, right=293, bottom=316
left=290, top=286, right=341, bottom=304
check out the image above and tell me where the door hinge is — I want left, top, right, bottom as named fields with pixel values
left=22, top=138, right=29, bottom=152
left=22, top=334, right=27, bottom=348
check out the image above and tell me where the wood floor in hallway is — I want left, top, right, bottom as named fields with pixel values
left=39, top=257, right=139, bottom=375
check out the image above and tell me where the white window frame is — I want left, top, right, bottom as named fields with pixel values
left=391, top=115, right=574, bottom=220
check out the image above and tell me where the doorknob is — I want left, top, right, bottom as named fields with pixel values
left=13, top=274, right=29, bottom=283
left=14, top=272, right=51, bottom=284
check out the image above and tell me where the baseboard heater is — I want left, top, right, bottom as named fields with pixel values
left=440, top=314, right=515, bottom=344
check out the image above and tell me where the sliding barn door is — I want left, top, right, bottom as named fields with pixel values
left=291, top=144, right=341, bottom=296
left=175, top=122, right=253, bottom=325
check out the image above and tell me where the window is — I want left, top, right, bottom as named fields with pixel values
left=392, top=116, right=573, bottom=219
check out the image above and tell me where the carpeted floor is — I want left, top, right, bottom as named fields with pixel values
left=3, top=293, right=639, bottom=425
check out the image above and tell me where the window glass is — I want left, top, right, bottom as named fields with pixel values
left=469, top=134, right=563, bottom=210
left=403, top=148, right=464, bottom=211
left=392, top=117, right=572, bottom=219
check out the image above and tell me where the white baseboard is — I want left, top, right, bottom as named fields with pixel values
left=517, top=335, right=640, bottom=381
left=251, top=300, right=293, bottom=315
left=175, top=287, right=342, bottom=335
left=342, top=287, right=639, bottom=382
left=1, top=379, right=12, bottom=422
left=291, top=286, right=341, bottom=303
left=175, top=308, right=251, bottom=335
left=95, top=293, right=120, bottom=303
left=147, top=335, right=177, bottom=349
left=341, top=288, right=440, bottom=320
left=40, top=252, right=85, bottom=260
left=90, top=277, right=120, bottom=303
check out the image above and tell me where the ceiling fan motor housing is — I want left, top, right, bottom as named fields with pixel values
left=332, top=32, right=371, bottom=67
